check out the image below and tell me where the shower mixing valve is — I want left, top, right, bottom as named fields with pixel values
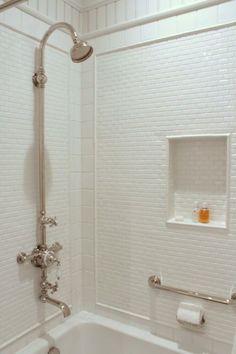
left=17, top=242, right=63, bottom=268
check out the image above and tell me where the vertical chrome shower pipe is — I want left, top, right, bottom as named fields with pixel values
left=33, top=23, right=79, bottom=247
left=37, top=78, right=47, bottom=246
left=34, top=68, right=47, bottom=291
left=34, top=47, right=48, bottom=248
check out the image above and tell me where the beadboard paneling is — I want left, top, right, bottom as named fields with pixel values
left=82, top=0, right=211, bottom=33
left=25, top=0, right=82, bottom=32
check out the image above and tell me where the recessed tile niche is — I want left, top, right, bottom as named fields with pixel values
left=167, top=135, right=230, bottom=230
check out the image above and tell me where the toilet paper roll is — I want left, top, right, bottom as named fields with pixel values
left=177, top=303, right=205, bottom=327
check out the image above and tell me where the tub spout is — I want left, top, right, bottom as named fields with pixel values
left=41, top=296, right=71, bottom=318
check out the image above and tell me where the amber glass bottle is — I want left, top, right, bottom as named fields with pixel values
left=199, top=202, right=210, bottom=223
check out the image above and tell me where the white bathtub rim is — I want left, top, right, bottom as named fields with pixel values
left=16, top=311, right=194, bottom=354
left=77, top=311, right=192, bottom=353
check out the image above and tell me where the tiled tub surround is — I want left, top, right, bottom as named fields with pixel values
left=95, top=26, right=236, bottom=348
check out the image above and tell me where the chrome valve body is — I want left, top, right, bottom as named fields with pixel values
left=17, top=242, right=62, bottom=268
left=16, top=240, right=70, bottom=316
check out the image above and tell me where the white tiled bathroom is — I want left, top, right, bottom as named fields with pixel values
left=1, top=1, right=236, bottom=353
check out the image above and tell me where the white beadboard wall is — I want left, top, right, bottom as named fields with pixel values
left=0, top=6, right=84, bottom=354
left=80, top=0, right=236, bottom=352
left=80, top=0, right=231, bottom=34
left=0, top=0, right=84, bottom=33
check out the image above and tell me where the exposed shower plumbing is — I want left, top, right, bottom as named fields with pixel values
left=17, top=22, right=93, bottom=318
left=33, top=22, right=93, bottom=89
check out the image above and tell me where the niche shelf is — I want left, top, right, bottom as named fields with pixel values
left=167, top=134, right=230, bottom=230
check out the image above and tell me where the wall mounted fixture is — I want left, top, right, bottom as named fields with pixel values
left=17, top=22, right=93, bottom=318
left=149, top=275, right=236, bottom=305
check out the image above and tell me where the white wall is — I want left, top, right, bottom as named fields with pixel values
left=0, top=4, right=85, bottom=353
left=80, top=0, right=236, bottom=353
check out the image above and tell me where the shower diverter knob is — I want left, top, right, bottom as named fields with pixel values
left=42, top=250, right=57, bottom=267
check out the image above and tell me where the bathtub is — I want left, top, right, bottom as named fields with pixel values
left=17, top=311, right=192, bottom=354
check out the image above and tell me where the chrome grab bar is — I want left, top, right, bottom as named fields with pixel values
left=148, top=275, right=236, bottom=305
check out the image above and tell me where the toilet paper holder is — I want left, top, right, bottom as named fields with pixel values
left=177, top=314, right=205, bottom=328
left=176, top=302, right=206, bottom=328
left=177, top=317, right=205, bottom=329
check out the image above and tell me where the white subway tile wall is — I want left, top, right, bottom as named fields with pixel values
left=95, top=27, right=236, bottom=346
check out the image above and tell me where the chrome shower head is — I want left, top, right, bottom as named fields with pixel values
left=71, top=41, right=93, bottom=63
left=33, top=22, right=93, bottom=88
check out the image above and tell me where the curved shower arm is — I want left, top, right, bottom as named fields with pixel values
left=38, top=22, right=79, bottom=70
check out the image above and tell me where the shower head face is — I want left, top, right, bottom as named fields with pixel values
left=70, top=41, right=93, bottom=63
